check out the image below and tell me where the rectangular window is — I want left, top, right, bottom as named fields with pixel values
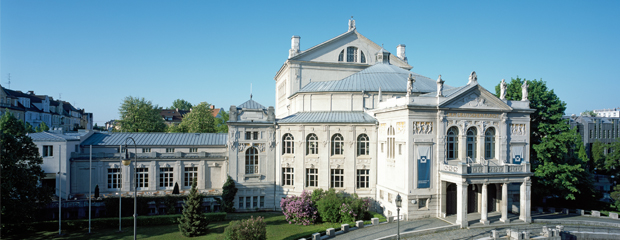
left=142, top=148, right=151, bottom=153
left=381, top=143, right=384, bottom=153
left=260, top=196, right=265, bottom=208
left=189, top=148, right=198, bottom=153
left=253, top=196, right=258, bottom=208
left=159, top=167, right=174, bottom=188
left=357, top=169, right=370, bottom=188
left=245, top=196, right=250, bottom=209
left=43, top=145, right=53, bottom=157
left=380, top=190, right=384, bottom=199
left=245, top=132, right=252, bottom=140
left=166, top=148, right=175, bottom=153
left=136, top=168, right=148, bottom=188
left=74, top=145, right=79, bottom=153
left=306, top=168, right=318, bottom=187
left=330, top=169, right=344, bottom=188
left=184, top=167, right=198, bottom=187
left=419, top=198, right=427, bottom=209
left=399, top=144, right=402, bottom=155
left=107, top=168, right=121, bottom=189
left=282, top=168, right=294, bottom=186
left=253, top=131, right=259, bottom=140
left=388, top=193, right=393, bottom=203
left=239, top=197, right=244, bottom=209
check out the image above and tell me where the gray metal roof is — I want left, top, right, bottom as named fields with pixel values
left=28, top=131, right=83, bottom=142
left=80, top=132, right=228, bottom=146
left=277, top=111, right=377, bottom=124
left=420, top=85, right=466, bottom=97
left=238, top=99, right=266, bottom=109
left=296, top=62, right=453, bottom=94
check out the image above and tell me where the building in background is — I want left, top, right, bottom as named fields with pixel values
left=593, top=108, right=620, bottom=118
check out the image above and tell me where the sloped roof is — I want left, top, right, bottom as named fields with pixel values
left=277, top=111, right=376, bottom=124
left=289, top=30, right=357, bottom=61
left=238, top=99, right=265, bottom=109
left=28, top=131, right=84, bottom=141
left=80, top=132, right=228, bottom=146
left=297, top=62, right=453, bottom=94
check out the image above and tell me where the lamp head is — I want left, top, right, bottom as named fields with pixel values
left=395, top=194, right=402, bottom=208
left=122, top=146, right=131, bottom=166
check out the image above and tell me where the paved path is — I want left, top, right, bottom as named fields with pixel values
left=330, top=212, right=620, bottom=240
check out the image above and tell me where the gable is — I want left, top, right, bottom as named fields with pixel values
left=440, top=84, right=512, bottom=111
left=290, top=31, right=411, bottom=70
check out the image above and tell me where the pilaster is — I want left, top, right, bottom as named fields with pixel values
left=456, top=181, right=468, bottom=228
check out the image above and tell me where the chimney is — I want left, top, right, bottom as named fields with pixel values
left=27, top=91, right=35, bottom=95
left=289, top=36, right=300, bottom=58
left=397, top=44, right=407, bottom=63
left=210, top=105, right=215, bottom=109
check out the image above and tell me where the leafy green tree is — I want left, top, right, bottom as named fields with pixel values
left=173, top=182, right=180, bottom=195
left=178, top=179, right=209, bottom=237
left=1, top=113, right=53, bottom=231
left=171, top=99, right=193, bottom=111
left=495, top=78, right=593, bottom=201
left=219, top=175, right=238, bottom=213
left=604, top=139, right=620, bottom=171
left=23, top=121, right=35, bottom=133
left=215, top=109, right=229, bottom=133
left=581, top=110, right=597, bottom=117
left=118, top=96, right=166, bottom=132
left=591, top=140, right=606, bottom=171
left=176, top=102, right=216, bottom=133
left=35, top=121, right=49, bottom=132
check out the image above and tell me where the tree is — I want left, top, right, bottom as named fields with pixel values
left=591, top=140, right=606, bottom=171
left=175, top=102, right=216, bottom=133
left=171, top=99, right=193, bottom=111
left=118, top=96, right=166, bottom=132
left=219, top=175, right=238, bottom=213
left=1, top=113, right=53, bottom=230
left=581, top=110, right=596, bottom=117
left=35, top=121, right=49, bottom=132
left=178, top=179, right=209, bottom=237
left=23, top=121, right=35, bottom=133
left=215, top=109, right=229, bottom=133
left=172, top=182, right=180, bottom=195
left=604, top=139, right=620, bottom=172
left=94, top=184, right=100, bottom=198
left=495, top=78, right=593, bottom=201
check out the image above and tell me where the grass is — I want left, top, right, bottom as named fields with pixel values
left=4, top=211, right=386, bottom=240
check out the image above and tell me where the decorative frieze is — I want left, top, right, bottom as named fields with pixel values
left=442, top=164, right=458, bottom=172
left=412, top=122, right=433, bottom=134
left=396, top=122, right=406, bottom=134
left=511, top=124, right=526, bottom=135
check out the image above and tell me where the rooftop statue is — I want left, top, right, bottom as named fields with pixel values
left=521, top=80, right=529, bottom=101
left=407, top=73, right=415, bottom=97
left=436, top=75, right=444, bottom=97
left=468, top=71, right=478, bottom=85
left=500, top=79, right=507, bottom=100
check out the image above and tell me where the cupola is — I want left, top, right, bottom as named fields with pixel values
left=376, top=47, right=391, bottom=64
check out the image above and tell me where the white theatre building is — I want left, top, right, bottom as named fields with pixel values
left=33, top=19, right=533, bottom=227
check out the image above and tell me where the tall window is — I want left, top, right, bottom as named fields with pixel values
left=306, top=133, right=318, bottom=155
left=245, top=132, right=252, bottom=140
left=330, top=169, right=344, bottom=188
left=347, top=47, right=358, bottom=62
left=108, top=168, right=121, bottom=189
left=485, top=128, right=496, bottom=159
left=357, top=169, right=370, bottom=188
left=282, top=167, right=294, bottom=186
left=466, top=128, right=477, bottom=159
left=387, top=126, right=395, bottom=158
left=357, top=134, right=369, bottom=156
left=245, top=147, right=259, bottom=174
left=331, top=133, right=344, bottom=155
left=360, top=51, right=366, bottom=63
left=306, top=168, right=318, bottom=187
left=338, top=50, right=344, bottom=62
left=136, top=168, right=148, bottom=188
left=283, top=133, right=294, bottom=154
left=43, top=145, right=53, bottom=157
left=159, top=167, right=174, bottom=188
left=184, top=166, right=198, bottom=187
left=447, top=127, right=459, bottom=160
left=253, top=131, right=259, bottom=140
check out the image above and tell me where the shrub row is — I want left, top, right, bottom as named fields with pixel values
left=281, top=188, right=372, bottom=225
left=224, top=216, right=267, bottom=240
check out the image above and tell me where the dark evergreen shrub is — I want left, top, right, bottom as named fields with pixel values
left=178, top=179, right=209, bottom=237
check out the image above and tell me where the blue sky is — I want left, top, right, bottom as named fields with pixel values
left=2, top=0, right=619, bottom=124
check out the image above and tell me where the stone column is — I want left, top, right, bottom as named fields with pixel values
left=456, top=181, right=469, bottom=228
left=520, top=178, right=532, bottom=223
left=500, top=182, right=510, bottom=223
left=480, top=183, right=489, bottom=225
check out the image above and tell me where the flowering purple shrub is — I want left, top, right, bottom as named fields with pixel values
left=280, top=190, right=318, bottom=225
left=340, top=203, right=357, bottom=223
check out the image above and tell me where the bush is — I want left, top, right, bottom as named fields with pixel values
left=315, top=188, right=344, bottom=223
left=314, top=188, right=372, bottom=223
left=220, top=175, right=238, bottom=213
left=280, top=190, right=318, bottom=225
left=178, top=179, right=208, bottom=237
left=224, top=216, right=266, bottom=240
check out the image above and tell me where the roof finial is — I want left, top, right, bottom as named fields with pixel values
left=348, top=17, right=356, bottom=31
left=250, top=83, right=253, bottom=99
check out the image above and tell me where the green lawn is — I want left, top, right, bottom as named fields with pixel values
left=5, top=212, right=386, bottom=240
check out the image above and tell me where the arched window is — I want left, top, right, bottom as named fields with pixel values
left=347, top=47, right=358, bottom=62
left=338, top=50, right=344, bottom=62
left=283, top=133, right=294, bottom=154
left=331, top=133, right=344, bottom=155
left=245, top=147, right=258, bottom=174
left=360, top=51, right=366, bottom=63
left=387, top=126, right=395, bottom=159
left=466, top=127, right=477, bottom=159
left=357, top=134, right=369, bottom=156
left=485, top=128, right=496, bottom=159
left=306, top=133, right=318, bottom=155
left=447, top=127, right=459, bottom=160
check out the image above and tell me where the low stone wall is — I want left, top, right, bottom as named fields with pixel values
left=533, top=219, right=620, bottom=228
left=375, top=225, right=460, bottom=240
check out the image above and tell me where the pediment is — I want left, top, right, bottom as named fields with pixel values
left=440, top=84, right=511, bottom=111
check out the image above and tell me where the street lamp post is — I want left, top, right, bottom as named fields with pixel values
left=122, top=137, right=137, bottom=240
left=395, top=194, right=402, bottom=240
